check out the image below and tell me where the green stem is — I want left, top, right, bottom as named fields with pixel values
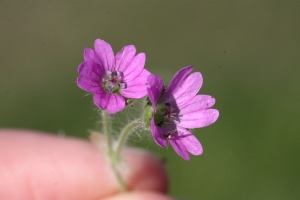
left=101, top=112, right=142, bottom=192
left=111, top=165, right=127, bottom=192
left=101, top=110, right=112, bottom=155
left=115, top=120, right=142, bottom=159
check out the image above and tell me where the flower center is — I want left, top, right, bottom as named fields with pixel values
left=154, top=103, right=177, bottom=127
left=102, top=71, right=126, bottom=93
left=164, top=103, right=177, bottom=121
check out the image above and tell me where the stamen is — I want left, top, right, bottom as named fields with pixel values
left=154, top=102, right=178, bottom=127
left=107, top=86, right=113, bottom=93
left=164, top=103, right=176, bottom=121
left=102, top=71, right=126, bottom=93
left=106, top=71, right=112, bottom=76
left=120, top=83, right=126, bottom=89
left=163, top=129, right=177, bottom=139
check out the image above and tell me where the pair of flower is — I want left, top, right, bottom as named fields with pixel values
left=77, top=39, right=219, bottom=160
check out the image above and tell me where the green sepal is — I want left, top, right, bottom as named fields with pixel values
left=143, top=101, right=154, bottom=128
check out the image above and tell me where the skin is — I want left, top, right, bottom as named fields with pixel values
left=0, top=129, right=173, bottom=200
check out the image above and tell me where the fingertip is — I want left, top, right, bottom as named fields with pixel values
left=102, top=191, right=174, bottom=200
left=122, top=148, right=169, bottom=193
left=0, top=129, right=169, bottom=199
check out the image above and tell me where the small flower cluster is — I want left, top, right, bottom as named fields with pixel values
left=77, top=39, right=219, bottom=160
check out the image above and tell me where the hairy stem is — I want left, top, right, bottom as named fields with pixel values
left=101, top=110, right=129, bottom=192
left=101, top=112, right=143, bottom=192
left=101, top=110, right=113, bottom=155
left=111, top=165, right=127, bottom=192
left=115, top=120, right=142, bottom=159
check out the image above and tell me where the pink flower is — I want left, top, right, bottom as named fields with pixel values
left=147, top=66, right=219, bottom=160
left=77, top=39, right=150, bottom=114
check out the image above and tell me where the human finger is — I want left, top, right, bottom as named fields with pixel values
left=0, top=129, right=168, bottom=200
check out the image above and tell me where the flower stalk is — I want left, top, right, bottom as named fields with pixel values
left=101, top=110, right=113, bottom=157
left=111, top=164, right=127, bottom=192
left=115, top=120, right=142, bottom=159
left=100, top=112, right=143, bottom=192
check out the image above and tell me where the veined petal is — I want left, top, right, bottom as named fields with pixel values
left=147, top=74, right=164, bottom=111
left=121, top=69, right=151, bottom=98
left=163, top=71, right=203, bottom=107
left=178, top=109, right=219, bottom=128
left=169, top=127, right=202, bottom=160
left=93, top=92, right=125, bottom=114
left=84, top=48, right=101, bottom=64
left=106, top=94, right=126, bottom=114
left=176, top=127, right=203, bottom=155
left=169, top=137, right=190, bottom=160
left=92, top=91, right=107, bottom=110
left=161, top=66, right=193, bottom=104
left=114, top=45, right=136, bottom=72
left=179, top=95, right=216, bottom=115
left=94, top=39, right=115, bottom=71
left=150, top=118, right=168, bottom=147
left=77, top=61, right=104, bottom=80
left=123, top=53, right=146, bottom=82
left=77, top=76, right=102, bottom=93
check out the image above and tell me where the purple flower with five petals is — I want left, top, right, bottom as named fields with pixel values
left=77, top=39, right=150, bottom=114
left=147, top=66, right=219, bottom=160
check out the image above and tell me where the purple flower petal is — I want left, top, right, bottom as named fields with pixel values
left=123, top=53, right=146, bottom=82
left=161, top=66, right=193, bottom=103
left=114, top=45, right=136, bottom=72
left=150, top=118, right=168, bottom=147
left=93, top=92, right=125, bottom=114
left=178, top=95, right=216, bottom=115
left=84, top=48, right=101, bottom=64
left=176, top=127, right=203, bottom=155
left=121, top=69, right=151, bottom=98
left=77, top=76, right=101, bottom=93
left=77, top=61, right=105, bottom=93
left=169, top=137, right=190, bottom=160
left=178, top=109, right=219, bottom=128
left=146, top=74, right=164, bottom=111
left=162, top=70, right=203, bottom=107
left=94, top=39, right=115, bottom=71
left=169, top=128, right=203, bottom=160
left=77, top=61, right=104, bottom=80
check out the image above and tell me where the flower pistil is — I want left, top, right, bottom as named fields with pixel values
left=102, top=71, right=126, bottom=93
left=154, top=102, right=178, bottom=127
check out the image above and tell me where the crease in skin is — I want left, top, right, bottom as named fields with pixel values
left=0, top=129, right=169, bottom=200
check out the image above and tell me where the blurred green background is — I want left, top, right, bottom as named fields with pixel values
left=1, top=1, right=300, bottom=199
